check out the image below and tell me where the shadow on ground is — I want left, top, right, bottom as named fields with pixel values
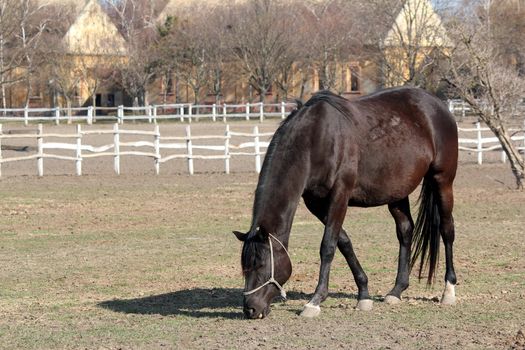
left=98, top=288, right=370, bottom=319
left=99, top=288, right=244, bottom=319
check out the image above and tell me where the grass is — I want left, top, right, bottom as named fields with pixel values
left=0, top=165, right=524, bottom=349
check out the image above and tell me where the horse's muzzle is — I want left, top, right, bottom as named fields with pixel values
left=243, top=305, right=270, bottom=319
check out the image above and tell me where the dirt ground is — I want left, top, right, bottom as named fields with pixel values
left=0, top=121, right=524, bottom=349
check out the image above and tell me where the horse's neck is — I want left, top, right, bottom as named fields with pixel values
left=253, top=155, right=307, bottom=245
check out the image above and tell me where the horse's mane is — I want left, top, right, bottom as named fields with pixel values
left=248, top=101, right=303, bottom=232
left=249, top=92, right=349, bottom=236
left=305, top=90, right=352, bottom=119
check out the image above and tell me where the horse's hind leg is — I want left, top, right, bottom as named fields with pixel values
left=338, top=230, right=373, bottom=311
left=302, top=193, right=372, bottom=315
left=385, top=197, right=414, bottom=304
left=434, top=174, right=457, bottom=305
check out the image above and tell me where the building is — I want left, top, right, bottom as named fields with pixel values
left=5, top=0, right=450, bottom=108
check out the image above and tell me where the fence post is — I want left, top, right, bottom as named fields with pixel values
left=188, top=104, right=193, bottom=124
left=153, top=105, right=158, bottom=124
left=147, top=105, right=152, bottom=123
left=281, top=101, right=286, bottom=119
left=76, top=124, right=82, bottom=176
left=55, top=107, right=60, bottom=125
left=212, top=104, right=217, bottom=122
left=223, top=103, right=227, bottom=123
left=476, top=121, right=483, bottom=165
left=224, top=124, right=230, bottom=174
left=154, top=124, right=160, bottom=175
left=92, top=105, right=97, bottom=123
left=259, top=102, right=264, bottom=122
left=186, top=125, right=194, bottom=175
left=0, top=124, right=2, bottom=177
left=24, top=106, right=29, bottom=126
left=179, top=105, right=184, bottom=122
left=114, top=123, right=120, bottom=175
left=246, top=102, right=250, bottom=121
left=117, top=105, right=124, bottom=125
left=87, top=106, right=93, bottom=125
left=37, top=124, right=43, bottom=176
left=254, top=125, right=261, bottom=173
left=67, top=107, right=72, bottom=124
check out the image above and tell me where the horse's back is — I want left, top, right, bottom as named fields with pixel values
left=302, top=87, right=457, bottom=206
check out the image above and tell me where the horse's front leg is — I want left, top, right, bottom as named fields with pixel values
left=301, top=189, right=349, bottom=318
left=303, top=192, right=373, bottom=312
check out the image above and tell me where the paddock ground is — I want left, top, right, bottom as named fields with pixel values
left=0, top=126, right=524, bottom=349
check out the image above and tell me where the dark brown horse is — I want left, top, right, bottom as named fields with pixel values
left=233, top=87, right=458, bottom=319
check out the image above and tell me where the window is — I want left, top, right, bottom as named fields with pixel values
left=107, top=93, right=115, bottom=107
left=166, top=75, right=174, bottom=95
left=350, top=66, right=360, bottom=92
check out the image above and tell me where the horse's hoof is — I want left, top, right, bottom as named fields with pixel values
left=441, top=294, right=456, bottom=305
left=441, top=282, right=456, bottom=305
left=355, top=299, right=373, bottom=311
left=384, top=295, right=401, bottom=305
left=300, top=303, right=321, bottom=318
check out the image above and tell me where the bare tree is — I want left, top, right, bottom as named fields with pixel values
left=37, top=2, right=78, bottom=112
left=299, top=0, right=365, bottom=92
left=0, top=0, right=50, bottom=108
left=77, top=55, right=116, bottom=114
left=169, top=6, right=212, bottom=105
left=368, top=0, right=451, bottom=89
left=226, top=0, right=300, bottom=102
left=155, top=14, right=180, bottom=104
left=107, top=0, right=160, bottom=106
left=443, top=0, right=525, bottom=189
left=202, top=6, right=232, bottom=104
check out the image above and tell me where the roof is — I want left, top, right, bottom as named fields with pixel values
left=62, top=0, right=127, bottom=55
left=383, top=0, right=451, bottom=47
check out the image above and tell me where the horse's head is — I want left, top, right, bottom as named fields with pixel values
left=233, top=228, right=292, bottom=319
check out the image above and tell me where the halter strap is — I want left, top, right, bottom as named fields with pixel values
left=243, top=233, right=290, bottom=299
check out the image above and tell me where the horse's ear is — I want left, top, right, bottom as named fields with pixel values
left=233, top=230, right=247, bottom=241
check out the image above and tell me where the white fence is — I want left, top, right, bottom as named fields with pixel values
left=448, top=99, right=472, bottom=120
left=458, top=122, right=525, bottom=164
left=0, top=123, right=272, bottom=176
left=0, top=102, right=296, bottom=126
left=1, top=121, right=524, bottom=177
left=1, top=99, right=522, bottom=125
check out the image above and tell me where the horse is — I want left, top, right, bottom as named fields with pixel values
left=233, top=87, right=458, bottom=319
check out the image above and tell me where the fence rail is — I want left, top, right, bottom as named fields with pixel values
left=0, top=102, right=296, bottom=125
left=1, top=121, right=524, bottom=176
left=0, top=123, right=271, bottom=176
left=458, top=122, right=525, bottom=164
left=1, top=99, right=524, bottom=125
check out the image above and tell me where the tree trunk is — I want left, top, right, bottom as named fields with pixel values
left=0, top=34, right=5, bottom=111
left=24, top=77, right=32, bottom=108
left=484, top=118, right=524, bottom=190
left=91, top=94, right=97, bottom=118
left=66, top=98, right=72, bottom=124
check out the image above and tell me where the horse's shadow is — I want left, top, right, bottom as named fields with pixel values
left=98, top=288, right=366, bottom=319
left=98, top=288, right=244, bottom=319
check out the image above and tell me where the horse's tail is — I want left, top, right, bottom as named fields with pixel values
left=410, top=175, right=441, bottom=285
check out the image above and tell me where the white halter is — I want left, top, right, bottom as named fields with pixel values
left=243, top=233, right=290, bottom=299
